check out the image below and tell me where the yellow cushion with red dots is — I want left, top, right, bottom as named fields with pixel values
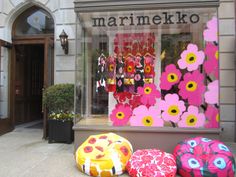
left=75, top=133, right=133, bottom=177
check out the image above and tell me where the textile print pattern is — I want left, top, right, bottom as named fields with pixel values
left=173, top=137, right=236, bottom=177
left=98, top=17, right=219, bottom=128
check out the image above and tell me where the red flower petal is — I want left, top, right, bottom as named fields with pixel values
left=120, top=146, right=129, bottom=156
left=88, top=138, right=96, bottom=144
left=95, top=146, right=104, bottom=152
left=99, top=135, right=107, bottom=139
left=84, top=146, right=93, bottom=153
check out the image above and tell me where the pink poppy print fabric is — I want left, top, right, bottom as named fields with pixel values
left=108, top=17, right=220, bottom=129
left=126, top=149, right=177, bottom=177
left=173, top=137, right=235, bottom=177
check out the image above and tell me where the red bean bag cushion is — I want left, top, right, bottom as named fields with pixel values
left=173, top=137, right=236, bottom=177
left=126, top=149, right=177, bottom=177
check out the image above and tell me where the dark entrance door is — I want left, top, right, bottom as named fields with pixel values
left=14, top=44, right=44, bottom=124
left=7, top=6, right=54, bottom=136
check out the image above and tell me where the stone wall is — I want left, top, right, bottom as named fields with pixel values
left=0, top=0, right=76, bottom=82
left=0, top=0, right=76, bottom=118
left=219, top=0, right=236, bottom=141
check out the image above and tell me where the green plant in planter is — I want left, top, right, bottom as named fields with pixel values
left=43, top=83, right=74, bottom=121
left=43, top=83, right=75, bottom=143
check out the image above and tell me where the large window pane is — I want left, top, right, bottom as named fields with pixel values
left=76, top=8, right=219, bottom=129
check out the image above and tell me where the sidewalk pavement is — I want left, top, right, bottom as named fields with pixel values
left=0, top=121, right=235, bottom=177
left=0, top=121, right=129, bottom=177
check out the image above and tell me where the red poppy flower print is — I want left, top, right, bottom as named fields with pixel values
left=178, top=70, right=205, bottom=106
left=137, top=83, right=161, bottom=107
left=113, top=91, right=132, bottom=103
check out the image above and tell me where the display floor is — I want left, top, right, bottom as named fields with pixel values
left=77, top=117, right=112, bottom=126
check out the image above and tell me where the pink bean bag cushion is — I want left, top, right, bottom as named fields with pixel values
left=173, top=137, right=235, bottom=177
left=126, top=149, right=177, bottom=177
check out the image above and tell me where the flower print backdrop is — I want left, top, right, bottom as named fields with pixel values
left=160, top=94, right=186, bottom=124
left=204, top=43, right=219, bottom=79
left=178, top=70, right=205, bottom=106
left=178, top=106, right=205, bottom=128
left=110, top=103, right=132, bottom=126
left=109, top=17, right=219, bottom=128
left=160, top=64, right=182, bottom=90
left=177, top=44, right=205, bottom=72
left=130, top=105, right=163, bottom=127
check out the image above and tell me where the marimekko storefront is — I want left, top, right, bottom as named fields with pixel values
left=73, top=0, right=221, bottom=151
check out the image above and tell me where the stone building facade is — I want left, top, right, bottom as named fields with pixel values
left=0, top=0, right=235, bottom=141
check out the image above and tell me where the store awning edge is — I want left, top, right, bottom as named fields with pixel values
left=74, top=0, right=220, bottom=13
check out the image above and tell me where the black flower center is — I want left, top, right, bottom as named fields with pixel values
left=171, top=109, right=177, bottom=113
left=190, top=118, right=195, bottom=123
left=189, top=57, right=195, bottom=61
left=188, top=84, right=193, bottom=88
left=170, top=75, right=175, bottom=80
left=191, top=160, right=197, bottom=165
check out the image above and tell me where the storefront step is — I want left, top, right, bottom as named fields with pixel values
left=73, top=124, right=221, bottom=153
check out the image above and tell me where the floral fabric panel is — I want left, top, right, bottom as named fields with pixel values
left=173, top=137, right=236, bottom=177
left=106, top=33, right=156, bottom=93
left=126, top=149, right=177, bottom=177
left=109, top=17, right=219, bottom=129
left=75, top=133, right=133, bottom=177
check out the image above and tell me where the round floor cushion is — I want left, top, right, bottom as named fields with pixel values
left=126, top=149, right=177, bottom=177
left=173, top=137, right=236, bottom=177
left=75, top=133, right=133, bottom=177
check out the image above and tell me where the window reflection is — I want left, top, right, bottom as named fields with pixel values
left=15, top=7, right=54, bottom=36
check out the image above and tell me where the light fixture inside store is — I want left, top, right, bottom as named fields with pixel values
left=59, top=30, right=68, bottom=54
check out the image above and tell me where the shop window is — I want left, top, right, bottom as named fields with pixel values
left=76, top=8, right=219, bottom=129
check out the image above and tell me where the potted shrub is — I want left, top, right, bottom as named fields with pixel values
left=43, top=83, right=74, bottom=144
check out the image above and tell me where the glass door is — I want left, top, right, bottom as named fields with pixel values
left=0, top=40, right=13, bottom=134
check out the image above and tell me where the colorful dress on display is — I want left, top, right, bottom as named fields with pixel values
left=116, top=55, right=125, bottom=92
left=134, top=56, right=144, bottom=92
left=96, top=54, right=106, bottom=92
left=106, top=56, right=116, bottom=92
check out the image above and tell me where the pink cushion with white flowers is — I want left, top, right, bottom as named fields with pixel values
left=173, top=137, right=236, bottom=177
left=126, top=149, right=177, bottom=177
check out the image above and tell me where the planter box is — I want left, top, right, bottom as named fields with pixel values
left=48, top=119, right=74, bottom=144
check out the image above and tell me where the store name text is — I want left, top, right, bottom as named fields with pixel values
left=92, top=12, right=200, bottom=27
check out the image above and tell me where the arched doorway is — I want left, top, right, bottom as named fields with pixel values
left=10, top=6, right=54, bottom=136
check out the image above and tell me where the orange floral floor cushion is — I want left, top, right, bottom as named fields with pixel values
left=126, top=149, right=177, bottom=177
left=75, top=133, right=133, bottom=177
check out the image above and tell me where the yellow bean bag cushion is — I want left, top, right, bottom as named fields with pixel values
left=75, top=133, right=133, bottom=177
